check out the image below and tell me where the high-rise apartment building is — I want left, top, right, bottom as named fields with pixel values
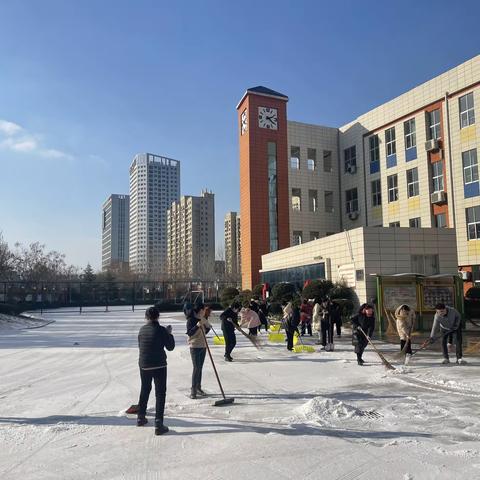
left=224, top=211, right=241, bottom=278
left=238, top=55, right=480, bottom=291
left=129, top=153, right=180, bottom=276
left=167, top=190, right=215, bottom=279
left=101, top=194, right=130, bottom=272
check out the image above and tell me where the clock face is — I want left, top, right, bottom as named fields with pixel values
left=241, top=109, right=248, bottom=135
left=258, top=106, right=278, bottom=130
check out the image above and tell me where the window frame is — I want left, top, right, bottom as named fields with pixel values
left=369, top=135, right=380, bottom=163
left=307, top=148, right=317, bottom=171
left=404, top=118, right=416, bottom=149
left=385, top=127, right=396, bottom=157
left=344, top=145, right=357, bottom=172
left=463, top=149, right=479, bottom=185
left=432, top=160, right=444, bottom=193
left=290, top=146, right=300, bottom=170
left=387, top=174, right=398, bottom=203
left=345, top=188, right=358, bottom=214
left=409, top=217, right=421, bottom=228
left=291, top=188, right=302, bottom=211
left=324, top=191, right=334, bottom=213
left=427, top=109, right=441, bottom=140
left=459, top=92, right=475, bottom=129
left=466, top=206, right=480, bottom=240
left=323, top=150, right=333, bottom=172
left=293, top=231, right=303, bottom=246
left=371, top=179, right=382, bottom=207
left=435, top=213, right=447, bottom=228
left=406, top=167, right=419, bottom=197
left=308, top=189, right=318, bottom=212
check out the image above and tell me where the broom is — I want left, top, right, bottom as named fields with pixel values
left=232, top=322, right=262, bottom=349
left=465, top=340, right=480, bottom=354
left=198, top=324, right=234, bottom=406
left=210, top=325, right=225, bottom=345
left=357, top=326, right=396, bottom=370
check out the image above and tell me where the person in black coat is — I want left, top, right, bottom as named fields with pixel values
left=284, top=302, right=300, bottom=351
left=220, top=302, right=241, bottom=361
left=137, top=306, right=175, bottom=435
left=351, top=304, right=375, bottom=366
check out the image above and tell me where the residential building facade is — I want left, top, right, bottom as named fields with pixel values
left=167, top=190, right=215, bottom=279
left=238, top=55, right=480, bottom=291
left=128, top=153, right=180, bottom=276
left=224, top=211, right=241, bottom=278
left=101, top=194, right=130, bottom=272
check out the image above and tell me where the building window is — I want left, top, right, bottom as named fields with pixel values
left=307, top=148, right=316, bottom=171
left=409, top=217, right=421, bottom=228
left=308, top=190, right=318, bottom=212
left=369, top=135, right=380, bottom=162
left=407, top=167, right=419, bottom=197
left=344, top=146, right=356, bottom=172
left=467, top=206, right=480, bottom=240
left=293, top=231, right=303, bottom=246
left=268, top=142, right=278, bottom=251
left=371, top=179, right=382, bottom=206
left=385, top=127, right=396, bottom=156
left=345, top=188, right=358, bottom=214
left=404, top=118, right=416, bottom=149
left=310, top=231, right=319, bottom=241
left=426, top=109, right=441, bottom=140
left=463, top=149, right=478, bottom=184
left=432, top=161, right=444, bottom=192
left=435, top=213, right=447, bottom=228
left=290, top=146, right=300, bottom=169
left=323, top=150, right=332, bottom=172
left=411, top=254, right=439, bottom=275
left=459, top=92, right=475, bottom=128
left=291, top=188, right=302, bottom=211
left=324, top=191, right=334, bottom=213
left=387, top=174, right=398, bottom=202
left=389, top=221, right=400, bottom=228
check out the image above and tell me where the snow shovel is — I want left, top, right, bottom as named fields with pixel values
left=293, top=330, right=315, bottom=353
left=210, top=325, right=226, bottom=345
left=198, top=324, right=234, bottom=407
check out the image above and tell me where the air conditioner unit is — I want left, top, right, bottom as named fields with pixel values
left=425, top=139, right=440, bottom=152
left=347, top=164, right=357, bottom=174
left=460, top=270, right=472, bottom=281
left=348, top=211, right=359, bottom=220
left=430, top=190, right=447, bottom=204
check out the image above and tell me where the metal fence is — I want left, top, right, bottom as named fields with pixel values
left=0, top=280, right=240, bottom=313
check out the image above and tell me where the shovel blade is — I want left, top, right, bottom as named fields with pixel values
left=214, top=397, right=235, bottom=407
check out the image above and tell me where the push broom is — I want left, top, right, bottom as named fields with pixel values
left=198, top=324, right=235, bottom=406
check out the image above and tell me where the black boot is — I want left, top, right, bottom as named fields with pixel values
left=196, top=387, right=207, bottom=397
left=155, top=424, right=169, bottom=435
left=190, top=388, right=197, bottom=399
left=137, top=417, right=148, bottom=426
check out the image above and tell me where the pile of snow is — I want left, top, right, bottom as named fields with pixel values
left=0, top=313, right=52, bottom=330
left=297, top=397, right=363, bottom=423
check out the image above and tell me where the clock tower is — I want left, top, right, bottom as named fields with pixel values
left=237, top=86, right=290, bottom=290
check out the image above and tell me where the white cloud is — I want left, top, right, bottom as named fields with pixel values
left=0, top=120, right=23, bottom=136
left=0, top=118, right=73, bottom=161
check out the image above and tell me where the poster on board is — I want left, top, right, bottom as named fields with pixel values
left=383, top=284, right=417, bottom=310
left=423, top=286, right=454, bottom=310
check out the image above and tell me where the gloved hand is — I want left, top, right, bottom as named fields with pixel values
left=429, top=337, right=435, bottom=344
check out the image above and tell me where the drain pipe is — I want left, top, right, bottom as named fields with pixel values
left=444, top=91, right=456, bottom=228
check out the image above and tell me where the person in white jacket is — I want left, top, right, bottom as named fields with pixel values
left=312, top=300, right=321, bottom=345
left=394, top=304, right=415, bottom=365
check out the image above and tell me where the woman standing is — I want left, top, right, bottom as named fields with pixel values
left=186, top=303, right=211, bottom=399
left=394, top=304, right=415, bottom=364
left=351, top=304, right=375, bottom=366
left=137, top=306, right=175, bottom=435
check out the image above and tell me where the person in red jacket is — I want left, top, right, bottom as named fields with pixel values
left=300, top=299, right=313, bottom=336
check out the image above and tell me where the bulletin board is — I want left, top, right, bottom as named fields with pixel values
left=422, top=286, right=454, bottom=310
left=382, top=284, right=418, bottom=310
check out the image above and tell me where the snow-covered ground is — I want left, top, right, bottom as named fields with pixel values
left=0, top=307, right=479, bottom=480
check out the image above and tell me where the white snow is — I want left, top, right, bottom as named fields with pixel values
left=0, top=307, right=479, bottom=479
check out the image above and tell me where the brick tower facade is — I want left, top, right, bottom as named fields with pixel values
left=237, top=86, right=290, bottom=290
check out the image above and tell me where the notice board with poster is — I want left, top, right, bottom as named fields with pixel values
left=422, top=286, right=454, bottom=310
left=382, top=285, right=418, bottom=310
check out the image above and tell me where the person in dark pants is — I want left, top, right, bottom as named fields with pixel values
left=300, top=299, right=313, bottom=336
left=137, top=306, right=175, bottom=435
left=331, top=300, right=342, bottom=337
left=256, top=300, right=269, bottom=332
left=351, top=304, right=375, bottom=366
left=186, top=303, right=211, bottom=398
left=430, top=303, right=466, bottom=365
left=220, top=302, right=241, bottom=361
left=319, top=299, right=334, bottom=351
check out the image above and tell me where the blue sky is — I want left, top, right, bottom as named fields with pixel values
left=0, top=0, right=479, bottom=270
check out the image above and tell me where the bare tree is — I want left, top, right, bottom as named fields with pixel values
left=0, top=232, right=14, bottom=279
